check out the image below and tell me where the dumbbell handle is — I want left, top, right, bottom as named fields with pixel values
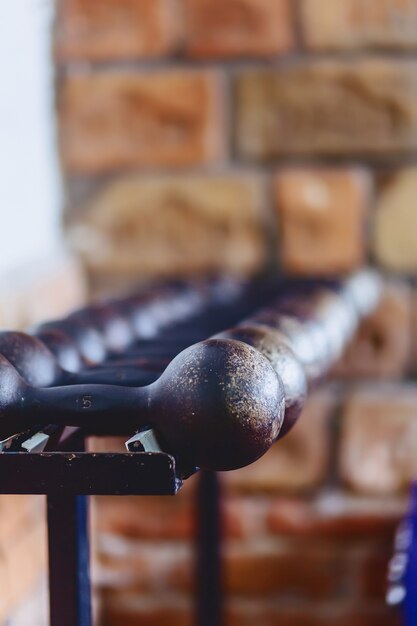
left=11, top=383, right=148, bottom=437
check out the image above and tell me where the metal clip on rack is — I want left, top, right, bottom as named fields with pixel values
left=0, top=271, right=382, bottom=626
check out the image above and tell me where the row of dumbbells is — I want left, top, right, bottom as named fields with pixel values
left=0, top=270, right=382, bottom=474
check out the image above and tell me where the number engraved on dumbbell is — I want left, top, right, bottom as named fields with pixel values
left=82, top=395, right=92, bottom=409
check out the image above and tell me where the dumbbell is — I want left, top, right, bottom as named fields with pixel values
left=242, top=271, right=380, bottom=381
left=32, top=319, right=107, bottom=365
left=33, top=328, right=85, bottom=373
left=0, top=331, right=164, bottom=453
left=29, top=294, right=156, bottom=370
left=29, top=278, right=239, bottom=369
left=0, top=276, right=248, bottom=453
left=214, top=325, right=307, bottom=437
left=0, top=330, right=168, bottom=451
left=32, top=302, right=135, bottom=366
left=0, top=332, right=163, bottom=388
left=105, top=276, right=242, bottom=339
left=0, top=338, right=284, bottom=472
left=215, top=270, right=382, bottom=435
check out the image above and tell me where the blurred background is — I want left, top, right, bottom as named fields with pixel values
left=2, top=0, right=417, bottom=624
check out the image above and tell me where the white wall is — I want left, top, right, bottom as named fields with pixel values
left=0, top=0, right=61, bottom=275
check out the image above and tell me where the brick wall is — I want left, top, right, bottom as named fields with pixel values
left=54, top=1, right=417, bottom=625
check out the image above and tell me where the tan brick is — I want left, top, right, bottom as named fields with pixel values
left=59, top=71, right=224, bottom=173
left=301, top=0, right=417, bottom=51
left=0, top=252, right=86, bottom=330
left=0, top=548, right=10, bottom=624
left=340, top=385, right=417, bottom=494
left=6, top=520, right=46, bottom=610
left=67, top=174, right=267, bottom=278
left=97, top=538, right=193, bottom=593
left=183, top=0, right=295, bottom=59
left=412, top=287, right=417, bottom=372
left=235, top=60, right=417, bottom=159
left=6, top=583, right=48, bottom=626
left=268, top=492, right=404, bottom=542
left=373, top=167, right=417, bottom=271
left=224, top=390, right=335, bottom=493
left=55, top=0, right=180, bottom=61
left=275, top=167, right=370, bottom=275
left=0, top=498, right=45, bottom=622
left=0, top=496, right=43, bottom=542
left=332, top=282, right=412, bottom=380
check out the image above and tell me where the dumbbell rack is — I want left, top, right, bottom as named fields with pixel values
left=0, top=277, right=266, bottom=626
left=0, top=272, right=382, bottom=626
left=0, top=430, right=222, bottom=623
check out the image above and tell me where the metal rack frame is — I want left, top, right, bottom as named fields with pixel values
left=0, top=440, right=222, bottom=626
left=0, top=429, right=196, bottom=626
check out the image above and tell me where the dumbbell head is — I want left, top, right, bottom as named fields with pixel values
left=0, top=354, right=32, bottom=435
left=151, top=338, right=285, bottom=471
left=33, top=329, right=84, bottom=373
left=67, top=304, right=135, bottom=353
left=32, top=320, right=107, bottom=364
left=0, top=332, right=61, bottom=387
left=213, top=325, right=307, bottom=437
left=246, top=311, right=329, bottom=380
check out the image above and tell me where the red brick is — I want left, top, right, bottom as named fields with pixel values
left=94, top=496, right=194, bottom=540
left=358, top=548, right=393, bottom=602
left=102, top=593, right=192, bottom=626
left=224, top=496, right=269, bottom=539
left=87, top=437, right=126, bottom=453
left=103, top=594, right=399, bottom=626
left=332, top=282, right=412, bottom=380
left=59, top=71, right=224, bottom=173
left=340, top=385, right=417, bottom=494
left=301, top=0, right=417, bottom=51
left=225, top=601, right=401, bottom=626
left=183, top=0, right=295, bottom=59
left=56, top=0, right=179, bottom=61
left=94, top=493, right=267, bottom=543
left=224, top=389, right=336, bottom=493
left=268, top=492, right=404, bottom=541
left=224, top=542, right=352, bottom=599
left=67, top=174, right=267, bottom=279
left=236, top=60, right=417, bottom=159
left=274, top=167, right=370, bottom=275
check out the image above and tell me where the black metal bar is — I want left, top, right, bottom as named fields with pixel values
left=195, top=471, right=223, bottom=626
left=47, top=492, right=92, bottom=626
left=0, top=451, right=181, bottom=495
